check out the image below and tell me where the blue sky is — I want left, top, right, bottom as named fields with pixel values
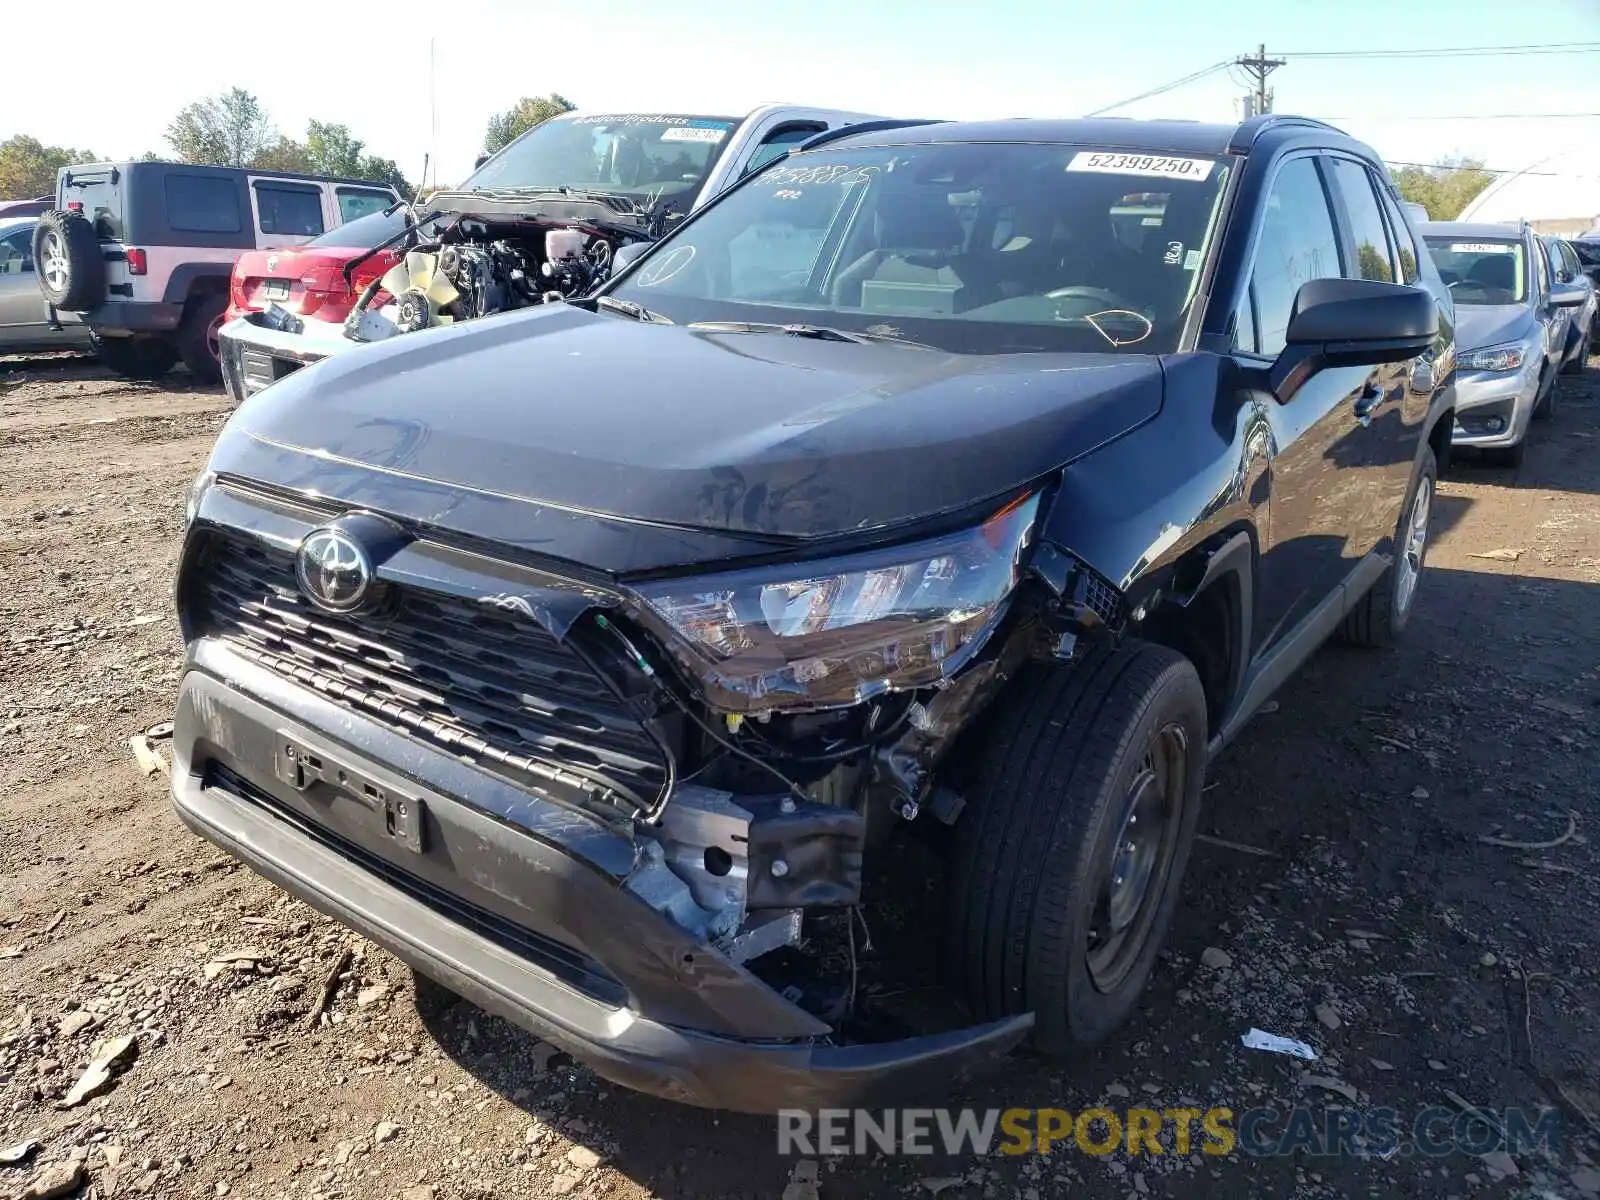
left=4, top=0, right=1597, bottom=186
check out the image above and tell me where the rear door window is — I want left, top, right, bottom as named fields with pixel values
left=254, top=183, right=325, bottom=236
left=166, top=174, right=242, bottom=233
left=336, top=188, right=394, bottom=223
left=1327, top=157, right=1396, bottom=283
left=1374, top=185, right=1420, bottom=283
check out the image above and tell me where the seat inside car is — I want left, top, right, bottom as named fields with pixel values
left=830, top=188, right=968, bottom=312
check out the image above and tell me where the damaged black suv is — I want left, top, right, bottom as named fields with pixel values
left=172, top=115, right=1455, bottom=1111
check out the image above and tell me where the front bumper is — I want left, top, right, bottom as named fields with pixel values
left=170, top=642, right=1031, bottom=1112
left=1450, top=362, right=1542, bottom=448
left=218, top=312, right=357, bottom=408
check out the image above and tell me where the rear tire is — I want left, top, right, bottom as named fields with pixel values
left=92, top=333, right=177, bottom=380
left=178, top=292, right=228, bottom=381
left=948, top=642, right=1206, bottom=1055
left=32, top=210, right=103, bottom=312
left=1340, top=446, right=1435, bottom=647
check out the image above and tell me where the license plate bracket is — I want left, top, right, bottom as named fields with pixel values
left=262, top=279, right=290, bottom=301
left=275, top=735, right=426, bottom=854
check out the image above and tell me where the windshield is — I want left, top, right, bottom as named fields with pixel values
left=607, top=143, right=1231, bottom=355
left=1424, top=237, right=1527, bottom=305
left=463, top=114, right=739, bottom=206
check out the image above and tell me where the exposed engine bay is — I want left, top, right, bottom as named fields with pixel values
left=341, top=198, right=653, bottom=343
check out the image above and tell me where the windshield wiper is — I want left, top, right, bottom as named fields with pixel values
left=687, top=320, right=931, bottom=347
left=596, top=296, right=673, bottom=324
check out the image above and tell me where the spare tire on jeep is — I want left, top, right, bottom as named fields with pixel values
left=32, top=210, right=104, bottom=313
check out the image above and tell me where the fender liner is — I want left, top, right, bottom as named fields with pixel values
left=1171, top=530, right=1254, bottom=730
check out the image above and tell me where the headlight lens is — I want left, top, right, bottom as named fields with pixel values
left=634, top=494, right=1040, bottom=713
left=1462, top=341, right=1529, bottom=373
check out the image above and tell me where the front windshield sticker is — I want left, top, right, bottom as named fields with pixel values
left=763, top=163, right=883, bottom=187
left=1450, top=242, right=1514, bottom=254
left=571, top=114, right=703, bottom=126
left=1067, top=152, right=1215, bottom=181
left=634, top=245, right=697, bottom=287
left=1162, top=241, right=1185, bottom=265
left=661, top=126, right=728, bottom=144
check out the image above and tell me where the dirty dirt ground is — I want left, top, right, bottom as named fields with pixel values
left=1, top=350, right=1597, bottom=1200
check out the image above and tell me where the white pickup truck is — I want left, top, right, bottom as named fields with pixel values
left=219, top=104, right=906, bottom=406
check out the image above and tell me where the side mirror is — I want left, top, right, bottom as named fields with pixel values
left=1551, top=281, right=1589, bottom=308
left=1270, top=277, right=1438, bottom=403
left=474, top=153, right=489, bottom=170
left=611, top=241, right=650, bottom=274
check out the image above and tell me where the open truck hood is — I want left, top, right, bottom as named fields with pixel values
left=219, top=303, right=1163, bottom=569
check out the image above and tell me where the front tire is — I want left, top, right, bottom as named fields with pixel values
left=1340, top=446, right=1435, bottom=646
left=949, top=643, right=1207, bottom=1054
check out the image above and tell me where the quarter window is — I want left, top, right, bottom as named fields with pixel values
left=1240, top=156, right=1342, bottom=357
left=337, top=188, right=394, bottom=223
left=1328, top=158, right=1395, bottom=283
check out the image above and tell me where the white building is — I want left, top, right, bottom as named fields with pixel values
left=1457, top=149, right=1599, bottom=235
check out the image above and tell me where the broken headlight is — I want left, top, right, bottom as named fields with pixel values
left=633, top=495, right=1039, bottom=714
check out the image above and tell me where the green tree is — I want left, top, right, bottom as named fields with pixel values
left=356, top=155, right=413, bottom=197
left=1395, top=156, right=1495, bottom=221
left=306, top=121, right=366, bottom=178
left=0, top=136, right=98, bottom=199
left=252, top=137, right=313, bottom=173
left=482, top=93, right=576, bottom=156
left=166, top=88, right=274, bottom=167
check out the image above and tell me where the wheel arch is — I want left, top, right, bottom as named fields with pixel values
left=1130, top=528, right=1255, bottom=737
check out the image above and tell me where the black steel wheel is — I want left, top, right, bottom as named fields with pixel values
left=949, top=642, right=1207, bottom=1054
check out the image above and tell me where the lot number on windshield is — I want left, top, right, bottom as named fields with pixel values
left=1068, top=152, right=1214, bottom=181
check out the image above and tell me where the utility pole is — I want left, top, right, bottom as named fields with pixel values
left=1235, top=43, right=1285, bottom=115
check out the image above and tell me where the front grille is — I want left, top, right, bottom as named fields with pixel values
left=194, top=533, right=667, bottom=815
left=205, top=764, right=627, bottom=1005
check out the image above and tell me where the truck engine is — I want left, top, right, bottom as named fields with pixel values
left=341, top=205, right=647, bottom=343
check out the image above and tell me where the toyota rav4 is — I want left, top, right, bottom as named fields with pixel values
left=172, top=115, right=1455, bottom=1112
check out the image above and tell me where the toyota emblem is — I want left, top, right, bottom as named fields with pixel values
left=266, top=254, right=278, bottom=272
left=296, top=526, right=373, bottom=613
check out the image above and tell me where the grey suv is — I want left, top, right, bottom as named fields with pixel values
left=1421, top=220, right=1587, bottom=466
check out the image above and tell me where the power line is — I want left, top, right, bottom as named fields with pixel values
left=1082, top=61, right=1231, bottom=117
left=1383, top=159, right=1600, bottom=179
left=1328, top=112, right=1600, bottom=121
left=1280, top=41, right=1600, bottom=58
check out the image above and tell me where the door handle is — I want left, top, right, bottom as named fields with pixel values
left=1354, top=381, right=1383, bottom=426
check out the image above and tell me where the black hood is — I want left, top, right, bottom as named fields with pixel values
left=221, top=304, right=1163, bottom=569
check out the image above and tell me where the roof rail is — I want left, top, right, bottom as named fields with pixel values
left=1227, top=114, right=1346, bottom=155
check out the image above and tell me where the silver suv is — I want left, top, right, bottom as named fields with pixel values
left=1420, top=220, right=1587, bottom=466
